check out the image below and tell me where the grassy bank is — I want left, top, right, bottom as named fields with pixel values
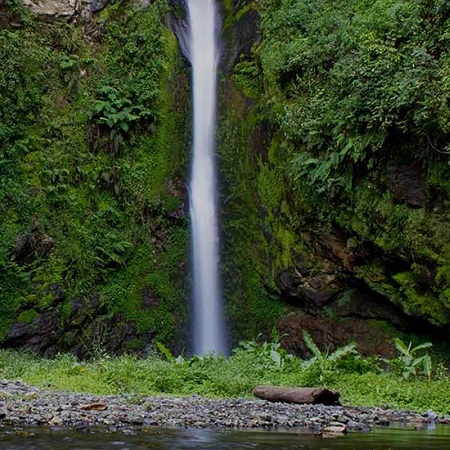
left=0, top=338, right=449, bottom=415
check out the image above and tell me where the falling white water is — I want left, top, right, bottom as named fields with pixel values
left=187, top=0, right=227, bottom=355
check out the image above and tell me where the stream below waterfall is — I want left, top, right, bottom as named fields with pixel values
left=1, top=425, right=450, bottom=449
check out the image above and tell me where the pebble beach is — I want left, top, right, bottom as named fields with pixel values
left=1, top=380, right=449, bottom=436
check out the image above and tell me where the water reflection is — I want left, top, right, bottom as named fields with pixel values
left=1, top=426, right=450, bottom=450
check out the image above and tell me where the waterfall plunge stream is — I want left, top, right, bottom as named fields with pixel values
left=187, top=0, right=228, bottom=355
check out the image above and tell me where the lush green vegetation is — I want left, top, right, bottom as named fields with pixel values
left=0, top=0, right=189, bottom=350
left=2, top=0, right=450, bottom=362
left=0, top=337, right=448, bottom=414
left=222, top=0, right=450, bottom=332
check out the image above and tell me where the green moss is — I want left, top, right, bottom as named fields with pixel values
left=4, top=0, right=450, bottom=354
left=217, top=77, right=286, bottom=342
left=123, top=338, right=144, bottom=351
left=392, top=271, right=447, bottom=325
left=222, top=0, right=254, bottom=31
left=17, top=309, right=39, bottom=324
left=90, top=4, right=189, bottom=344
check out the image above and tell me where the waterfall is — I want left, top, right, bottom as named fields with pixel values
left=187, top=0, right=228, bottom=355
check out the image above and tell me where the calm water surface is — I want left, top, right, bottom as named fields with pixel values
left=1, top=426, right=450, bottom=449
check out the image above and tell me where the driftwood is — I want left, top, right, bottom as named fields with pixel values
left=253, top=386, right=340, bottom=405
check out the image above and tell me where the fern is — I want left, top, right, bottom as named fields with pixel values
left=155, top=341, right=175, bottom=362
left=303, top=331, right=323, bottom=359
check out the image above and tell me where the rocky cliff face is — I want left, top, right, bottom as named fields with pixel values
left=22, top=0, right=79, bottom=18
left=21, top=0, right=106, bottom=20
left=20, top=0, right=153, bottom=20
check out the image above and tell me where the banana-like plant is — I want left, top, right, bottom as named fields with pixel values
left=392, top=338, right=432, bottom=380
left=302, top=331, right=358, bottom=368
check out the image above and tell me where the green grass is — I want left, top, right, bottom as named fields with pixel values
left=333, top=373, right=450, bottom=414
left=0, top=346, right=449, bottom=415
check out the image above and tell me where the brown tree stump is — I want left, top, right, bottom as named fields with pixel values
left=253, top=386, right=340, bottom=405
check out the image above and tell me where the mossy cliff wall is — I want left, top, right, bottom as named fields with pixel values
left=219, top=0, right=450, bottom=355
left=0, top=0, right=190, bottom=356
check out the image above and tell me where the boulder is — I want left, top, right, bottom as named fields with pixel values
left=20, top=0, right=109, bottom=20
left=253, top=386, right=340, bottom=405
left=322, top=423, right=347, bottom=435
left=3, top=310, right=61, bottom=354
left=22, top=0, right=79, bottom=18
left=9, top=227, right=54, bottom=265
left=385, top=164, right=426, bottom=208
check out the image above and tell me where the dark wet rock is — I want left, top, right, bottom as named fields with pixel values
left=89, top=294, right=101, bottom=311
left=9, top=227, right=55, bottom=266
left=3, top=323, right=31, bottom=343
left=2, top=302, right=153, bottom=359
left=3, top=310, right=61, bottom=354
left=49, top=284, right=65, bottom=304
left=142, top=287, right=159, bottom=309
left=330, top=289, right=408, bottom=328
left=277, top=251, right=342, bottom=311
left=385, top=165, right=426, bottom=208
left=222, top=1, right=260, bottom=72
left=109, top=319, right=138, bottom=349
left=167, top=204, right=186, bottom=221
left=277, top=313, right=397, bottom=359
left=69, top=297, right=90, bottom=327
left=278, top=271, right=338, bottom=309
left=324, top=232, right=361, bottom=272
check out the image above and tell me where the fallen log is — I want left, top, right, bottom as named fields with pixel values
left=253, top=386, right=340, bottom=405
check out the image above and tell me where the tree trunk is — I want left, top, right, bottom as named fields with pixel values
left=253, top=386, right=340, bottom=405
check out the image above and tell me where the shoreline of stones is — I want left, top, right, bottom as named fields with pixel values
left=1, top=380, right=449, bottom=436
